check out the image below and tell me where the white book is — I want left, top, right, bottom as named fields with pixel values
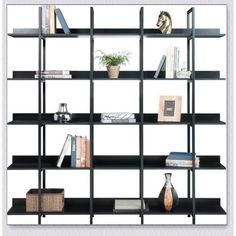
left=165, top=48, right=172, bottom=78
left=42, top=5, right=50, bottom=34
left=57, top=134, right=72, bottom=167
left=173, top=47, right=179, bottom=77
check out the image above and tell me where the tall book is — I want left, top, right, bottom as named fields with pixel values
left=76, top=136, right=82, bottom=168
left=42, top=5, right=50, bottom=34
left=49, top=5, right=56, bottom=34
left=55, top=8, right=71, bottom=34
left=85, top=138, right=90, bottom=168
left=81, top=137, right=86, bottom=168
left=57, top=134, right=72, bottom=167
left=70, top=135, right=76, bottom=168
left=165, top=47, right=179, bottom=78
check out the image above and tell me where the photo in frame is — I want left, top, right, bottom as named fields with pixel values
left=158, top=95, right=182, bottom=122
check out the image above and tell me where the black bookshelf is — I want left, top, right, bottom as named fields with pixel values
left=7, top=6, right=226, bottom=225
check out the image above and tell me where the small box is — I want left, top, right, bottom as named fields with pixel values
left=26, top=188, right=64, bottom=212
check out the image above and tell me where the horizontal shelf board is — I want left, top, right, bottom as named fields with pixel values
left=143, top=113, right=225, bottom=125
left=8, top=28, right=225, bottom=38
left=144, top=28, right=225, bottom=38
left=9, top=70, right=223, bottom=80
left=8, top=113, right=225, bottom=125
left=8, top=198, right=90, bottom=215
left=145, top=198, right=226, bottom=215
left=8, top=155, right=225, bottom=170
left=8, top=197, right=226, bottom=215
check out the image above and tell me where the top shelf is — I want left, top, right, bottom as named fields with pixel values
left=8, top=28, right=225, bottom=38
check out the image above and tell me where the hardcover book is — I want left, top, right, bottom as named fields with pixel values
left=57, top=134, right=72, bottom=167
left=55, top=8, right=71, bottom=34
left=114, top=199, right=148, bottom=213
left=70, top=135, right=76, bottom=168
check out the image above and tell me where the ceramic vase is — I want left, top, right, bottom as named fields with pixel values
left=158, top=173, right=179, bottom=211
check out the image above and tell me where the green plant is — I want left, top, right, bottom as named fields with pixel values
left=96, top=50, right=130, bottom=67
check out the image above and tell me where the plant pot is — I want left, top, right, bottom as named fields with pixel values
left=107, top=65, right=120, bottom=79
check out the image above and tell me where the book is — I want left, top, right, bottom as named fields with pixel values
left=55, top=8, right=71, bottom=34
left=81, top=137, right=86, bottom=168
left=76, top=136, right=82, bottom=168
left=57, top=134, right=72, bottom=167
left=49, top=5, right=56, bottom=34
left=70, top=135, right=76, bottom=168
left=153, top=55, right=166, bottom=79
left=101, top=118, right=136, bottom=123
left=42, top=5, right=50, bottom=34
left=34, top=74, right=72, bottom=79
left=114, top=199, right=148, bottom=212
left=85, top=138, right=90, bottom=168
left=165, top=47, right=179, bottom=78
left=166, top=152, right=200, bottom=168
left=36, top=70, right=70, bottom=75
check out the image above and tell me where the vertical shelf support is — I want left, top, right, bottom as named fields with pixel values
left=37, top=6, right=43, bottom=225
left=89, top=6, right=94, bottom=225
left=139, top=6, right=144, bottom=225
left=187, top=7, right=196, bottom=225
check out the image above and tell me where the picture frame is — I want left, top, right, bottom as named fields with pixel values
left=158, top=95, right=182, bottom=122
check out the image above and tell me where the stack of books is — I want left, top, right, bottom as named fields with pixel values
left=101, top=112, right=136, bottom=123
left=165, top=46, right=179, bottom=78
left=57, top=134, right=90, bottom=168
left=35, top=70, right=72, bottom=79
left=165, top=152, right=200, bottom=168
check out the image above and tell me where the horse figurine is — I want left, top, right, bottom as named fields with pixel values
left=156, top=11, right=172, bottom=34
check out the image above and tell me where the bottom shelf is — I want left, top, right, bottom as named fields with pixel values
left=8, top=198, right=226, bottom=215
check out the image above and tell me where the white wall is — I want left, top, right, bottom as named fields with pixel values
left=2, top=0, right=234, bottom=236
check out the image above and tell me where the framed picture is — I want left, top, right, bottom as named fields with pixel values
left=158, top=95, right=182, bottom=122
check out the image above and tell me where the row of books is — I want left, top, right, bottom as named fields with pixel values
left=154, top=46, right=191, bottom=79
left=101, top=112, right=136, bottom=123
left=13, top=5, right=70, bottom=34
left=35, top=70, right=72, bottom=79
left=166, top=152, right=200, bottom=168
left=57, top=134, right=90, bottom=168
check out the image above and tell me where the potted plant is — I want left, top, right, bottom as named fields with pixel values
left=96, top=50, right=130, bottom=79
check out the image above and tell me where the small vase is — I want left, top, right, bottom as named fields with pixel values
left=107, top=65, right=120, bottom=79
left=158, top=173, right=179, bottom=212
left=54, top=103, right=72, bottom=123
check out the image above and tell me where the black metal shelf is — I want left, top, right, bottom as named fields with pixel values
left=8, top=155, right=225, bottom=170
left=7, top=113, right=225, bottom=125
left=8, top=28, right=225, bottom=38
left=8, top=70, right=224, bottom=81
left=7, top=197, right=226, bottom=215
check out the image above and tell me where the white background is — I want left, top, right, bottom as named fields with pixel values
left=0, top=0, right=234, bottom=235
left=6, top=4, right=227, bottom=225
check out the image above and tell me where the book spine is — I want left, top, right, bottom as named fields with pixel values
left=49, top=5, right=56, bottom=34
left=70, top=135, right=76, bottom=168
left=36, top=70, right=70, bottom=75
left=57, top=134, right=71, bottom=167
left=34, top=74, right=72, bottom=78
left=166, top=159, right=199, bottom=167
left=165, top=48, right=171, bottom=78
left=81, top=137, right=86, bottom=168
left=76, top=136, right=82, bottom=168
left=44, top=5, right=50, bottom=34
left=85, top=138, right=90, bottom=168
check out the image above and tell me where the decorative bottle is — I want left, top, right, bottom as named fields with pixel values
left=54, top=103, right=72, bottom=123
left=158, top=173, right=179, bottom=211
